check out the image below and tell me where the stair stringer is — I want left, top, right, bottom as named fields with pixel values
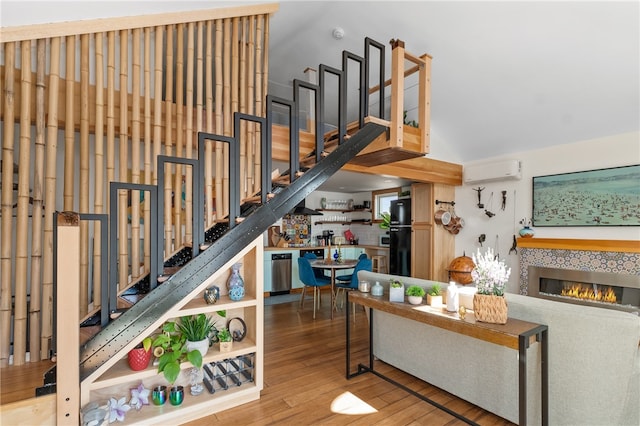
left=79, top=121, right=388, bottom=381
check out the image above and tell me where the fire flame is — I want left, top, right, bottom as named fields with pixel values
left=561, top=282, right=617, bottom=304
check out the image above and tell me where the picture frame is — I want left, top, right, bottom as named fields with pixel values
left=532, top=164, right=640, bottom=227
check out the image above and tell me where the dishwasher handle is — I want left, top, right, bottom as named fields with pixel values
left=272, top=253, right=292, bottom=260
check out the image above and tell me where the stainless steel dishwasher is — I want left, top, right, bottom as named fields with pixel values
left=271, top=253, right=292, bottom=294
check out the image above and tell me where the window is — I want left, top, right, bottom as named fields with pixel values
left=372, top=187, right=400, bottom=222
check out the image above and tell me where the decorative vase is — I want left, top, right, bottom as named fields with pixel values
left=127, top=346, right=152, bottom=371
left=518, top=226, right=535, bottom=238
left=219, top=340, right=233, bottom=353
left=169, top=385, right=184, bottom=406
left=227, top=263, right=245, bottom=301
left=408, top=295, right=423, bottom=305
left=473, top=293, right=508, bottom=324
left=371, top=281, right=384, bottom=296
left=185, top=338, right=210, bottom=358
left=203, top=286, right=220, bottom=304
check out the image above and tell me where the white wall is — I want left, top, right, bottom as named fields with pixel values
left=454, top=131, right=640, bottom=294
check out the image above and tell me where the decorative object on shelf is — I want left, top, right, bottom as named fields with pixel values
left=108, top=396, right=131, bottom=422
left=389, top=279, right=404, bottom=302
left=127, top=337, right=153, bottom=371
left=371, top=281, right=384, bottom=296
left=203, top=285, right=220, bottom=304
left=169, top=385, right=185, bottom=406
left=189, top=367, right=204, bottom=396
left=358, top=280, right=371, bottom=293
left=471, top=247, right=511, bottom=324
left=129, top=382, right=150, bottom=410
left=217, top=328, right=233, bottom=352
left=458, top=305, right=467, bottom=320
left=405, top=285, right=425, bottom=305
left=447, top=254, right=476, bottom=285
left=446, top=281, right=459, bottom=312
left=179, top=313, right=215, bottom=358
left=320, top=197, right=327, bottom=209
left=426, top=283, right=443, bottom=308
left=473, top=186, right=485, bottom=209
left=81, top=402, right=107, bottom=426
left=519, top=218, right=535, bottom=238
left=379, top=212, right=391, bottom=230
left=151, top=386, right=167, bottom=405
left=227, top=263, right=245, bottom=301
left=227, top=317, right=247, bottom=342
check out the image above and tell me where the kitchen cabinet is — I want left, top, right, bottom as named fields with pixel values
left=80, top=237, right=264, bottom=425
left=411, top=183, right=455, bottom=282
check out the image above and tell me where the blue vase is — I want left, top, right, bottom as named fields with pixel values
left=227, top=263, right=245, bottom=301
left=519, top=226, right=535, bottom=238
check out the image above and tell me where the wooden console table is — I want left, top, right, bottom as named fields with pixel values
left=346, top=292, right=548, bottom=426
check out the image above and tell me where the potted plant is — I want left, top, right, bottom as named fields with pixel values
left=216, top=328, right=233, bottom=353
left=427, top=283, right=443, bottom=308
left=127, top=337, right=153, bottom=371
left=406, top=285, right=425, bottom=305
left=178, top=313, right=216, bottom=357
left=471, top=247, right=511, bottom=324
left=389, top=279, right=404, bottom=302
left=379, top=212, right=391, bottom=230
left=152, top=320, right=204, bottom=385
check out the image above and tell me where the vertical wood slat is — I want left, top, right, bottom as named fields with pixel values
left=118, top=30, right=129, bottom=291
left=94, top=32, right=105, bottom=309
left=247, top=16, right=256, bottom=194
left=174, top=23, right=185, bottom=248
left=131, top=28, right=141, bottom=281
left=163, top=25, right=174, bottom=256
left=214, top=19, right=224, bottom=222
left=41, top=37, right=61, bottom=360
left=106, top=31, right=116, bottom=215
left=80, top=34, right=90, bottom=316
left=14, top=39, right=32, bottom=366
left=222, top=18, right=231, bottom=217
left=143, top=27, right=152, bottom=271
left=29, top=38, right=47, bottom=363
left=254, top=14, right=265, bottom=194
left=0, top=43, right=16, bottom=367
left=205, top=21, right=214, bottom=226
left=238, top=17, right=247, bottom=200
left=185, top=22, right=195, bottom=244
left=64, top=36, right=76, bottom=211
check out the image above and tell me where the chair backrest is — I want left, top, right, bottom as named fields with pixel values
left=303, top=252, right=327, bottom=279
left=348, top=258, right=372, bottom=288
left=358, top=252, right=368, bottom=260
left=298, top=257, right=321, bottom=286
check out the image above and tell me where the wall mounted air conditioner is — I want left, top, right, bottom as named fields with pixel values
left=463, top=159, right=522, bottom=184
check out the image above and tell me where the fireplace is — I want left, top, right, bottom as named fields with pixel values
left=528, top=266, right=640, bottom=314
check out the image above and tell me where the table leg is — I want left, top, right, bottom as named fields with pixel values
left=330, top=269, right=336, bottom=319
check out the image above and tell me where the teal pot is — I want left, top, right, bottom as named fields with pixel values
left=169, top=385, right=185, bottom=406
left=519, top=226, right=535, bottom=238
left=152, top=385, right=167, bottom=405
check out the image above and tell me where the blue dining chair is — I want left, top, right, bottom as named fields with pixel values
left=303, top=252, right=329, bottom=280
left=335, top=257, right=372, bottom=316
left=298, top=257, right=332, bottom=319
left=335, top=252, right=368, bottom=284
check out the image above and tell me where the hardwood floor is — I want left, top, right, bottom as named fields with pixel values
left=1, top=295, right=513, bottom=425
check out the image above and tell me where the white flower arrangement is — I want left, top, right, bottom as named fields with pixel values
left=471, top=248, right=511, bottom=296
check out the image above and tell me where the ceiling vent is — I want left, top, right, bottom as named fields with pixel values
left=463, top=159, right=522, bottom=184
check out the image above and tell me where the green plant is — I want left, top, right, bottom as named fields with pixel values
left=428, top=284, right=442, bottom=296
left=177, top=313, right=215, bottom=342
left=406, top=285, right=426, bottom=297
left=216, top=328, right=232, bottom=343
left=378, top=212, right=391, bottom=230
left=390, top=279, right=403, bottom=289
left=403, top=110, right=418, bottom=128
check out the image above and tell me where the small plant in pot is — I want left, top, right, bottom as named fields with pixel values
left=127, top=337, right=153, bottom=371
left=427, top=283, right=443, bottom=308
left=389, top=279, right=404, bottom=302
left=178, top=313, right=216, bottom=358
left=405, top=285, right=425, bottom=305
left=215, top=328, right=233, bottom=353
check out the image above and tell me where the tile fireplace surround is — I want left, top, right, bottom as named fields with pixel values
left=517, top=238, right=640, bottom=295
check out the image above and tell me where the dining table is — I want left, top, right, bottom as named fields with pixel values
left=310, top=259, right=358, bottom=319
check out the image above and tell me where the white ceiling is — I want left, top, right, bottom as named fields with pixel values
left=267, top=1, right=640, bottom=191
left=3, top=1, right=638, bottom=192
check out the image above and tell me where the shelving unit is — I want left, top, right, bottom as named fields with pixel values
left=314, top=208, right=372, bottom=225
left=80, top=236, right=264, bottom=425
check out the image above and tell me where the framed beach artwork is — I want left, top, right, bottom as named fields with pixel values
left=532, top=164, right=640, bottom=227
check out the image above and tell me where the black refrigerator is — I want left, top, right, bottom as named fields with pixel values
left=389, top=198, right=411, bottom=276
